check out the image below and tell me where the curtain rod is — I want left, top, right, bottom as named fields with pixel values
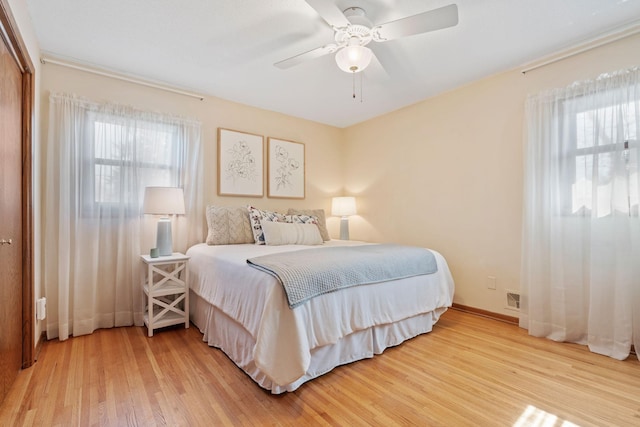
left=521, top=20, right=640, bottom=75
left=40, top=55, right=205, bottom=101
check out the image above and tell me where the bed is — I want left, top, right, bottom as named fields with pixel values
left=186, top=239, right=454, bottom=394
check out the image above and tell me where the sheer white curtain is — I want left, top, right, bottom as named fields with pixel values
left=521, top=68, right=640, bottom=360
left=44, top=93, right=204, bottom=340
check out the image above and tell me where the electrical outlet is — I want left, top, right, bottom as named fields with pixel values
left=486, top=276, right=496, bottom=290
left=36, top=297, right=46, bottom=320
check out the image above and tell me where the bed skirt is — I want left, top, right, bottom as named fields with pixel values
left=190, top=290, right=447, bottom=393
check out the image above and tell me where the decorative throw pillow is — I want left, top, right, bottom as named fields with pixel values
left=261, top=221, right=323, bottom=246
left=284, top=213, right=318, bottom=225
left=247, top=206, right=285, bottom=245
left=206, top=206, right=254, bottom=245
left=287, top=208, right=330, bottom=241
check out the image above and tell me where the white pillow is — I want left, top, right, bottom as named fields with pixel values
left=247, top=205, right=285, bottom=245
left=287, top=208, right=330, bottom=241
left=261, top=221, right=323, bottom=246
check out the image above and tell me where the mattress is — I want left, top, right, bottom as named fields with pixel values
left=186, top=240, right=454, bottom=393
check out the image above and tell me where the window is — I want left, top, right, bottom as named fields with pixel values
left=563, top=97, right=639, bottom=217
left=82, top=114, right=184, bottom=216
left=45, top=93, right=203, bottom=340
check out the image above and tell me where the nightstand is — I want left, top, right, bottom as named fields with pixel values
left=140, top=252, right=190, bottom=337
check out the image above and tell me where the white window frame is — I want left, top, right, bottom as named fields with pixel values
left=561, top=97, right=639, bottom=217
left=81, top=113, right=183, bottom=217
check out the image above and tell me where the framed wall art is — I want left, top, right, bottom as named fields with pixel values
left=267, top=137, right=305, bottom=199
left=217, top=128, right=264, bottom=197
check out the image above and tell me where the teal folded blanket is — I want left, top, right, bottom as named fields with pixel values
left=247, top=244, right=438, bottom=308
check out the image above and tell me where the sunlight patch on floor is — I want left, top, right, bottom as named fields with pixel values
left=514, top=405, right=580, bottom=427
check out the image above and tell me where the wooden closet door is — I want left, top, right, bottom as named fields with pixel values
left=0, top=30, right=23, bottom=404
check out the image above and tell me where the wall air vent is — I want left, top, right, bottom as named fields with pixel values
left=506, top=290, right=520, bottom=311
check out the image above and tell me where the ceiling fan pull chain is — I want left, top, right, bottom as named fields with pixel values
left=351, top=71, right=364, bottom=102
left=352, top=72, right=356, bottom=99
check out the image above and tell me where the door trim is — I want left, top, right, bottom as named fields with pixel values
left=0, top=0, right=35, bottom=368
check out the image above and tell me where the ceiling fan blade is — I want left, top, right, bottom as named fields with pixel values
left=274, top=44, right=336, bottom=69
left=305, top=0, right=350, bottom=28
left=365, top=50, right=390, bottom=82
left=374, top=4, right=458, bottom=41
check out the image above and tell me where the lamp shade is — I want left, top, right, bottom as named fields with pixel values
left=335, top=44, right=372, bottom=73
left=332, top=196, right=357, bottom=217
left=143, top=187, right=185, bottom=215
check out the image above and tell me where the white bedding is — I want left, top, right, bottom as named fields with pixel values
left=186, top=240, right=454, bottom=391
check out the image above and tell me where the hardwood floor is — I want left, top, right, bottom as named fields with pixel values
left=1, top=309, right=639, bottom=426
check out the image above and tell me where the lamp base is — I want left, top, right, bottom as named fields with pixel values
left=156, top=218, right=173, bottom=256
left=339, top=217, right=350, bottom=240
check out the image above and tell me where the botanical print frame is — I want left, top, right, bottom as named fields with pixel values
left=217, top=128, right=264, bottom=197
left=267, top=137, right=305, bottom=199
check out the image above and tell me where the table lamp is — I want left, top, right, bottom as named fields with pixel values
left=331, top=196, right=357, bottom=240
left=143, top=187, right=185, bottom=256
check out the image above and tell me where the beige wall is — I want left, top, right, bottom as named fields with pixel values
left=39, top=63, right=346, bottom=217
left=33, top=26, right=640, bottom=324
left=344, top=33, right=640, bottom=315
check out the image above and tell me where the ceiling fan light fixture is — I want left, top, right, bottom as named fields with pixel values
left=335, top=44, right=372, bottom=73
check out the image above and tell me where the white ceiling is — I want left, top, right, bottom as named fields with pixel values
left=26, top=0, right=640, bottom=128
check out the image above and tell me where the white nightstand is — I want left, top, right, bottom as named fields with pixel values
left=140, top=252, right=190, bottom=337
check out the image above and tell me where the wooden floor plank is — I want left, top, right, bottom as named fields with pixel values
left=1, top=309, right=639, bottom=426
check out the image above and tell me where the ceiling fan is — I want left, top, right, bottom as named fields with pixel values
left=274, top=0, right=459, bottom=74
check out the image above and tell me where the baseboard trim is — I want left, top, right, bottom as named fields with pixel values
left=451, top=305, right=639, bottom=356
left=451, top=303, right=519, bottom=325
left=34, top=331, right=46, bottom=362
